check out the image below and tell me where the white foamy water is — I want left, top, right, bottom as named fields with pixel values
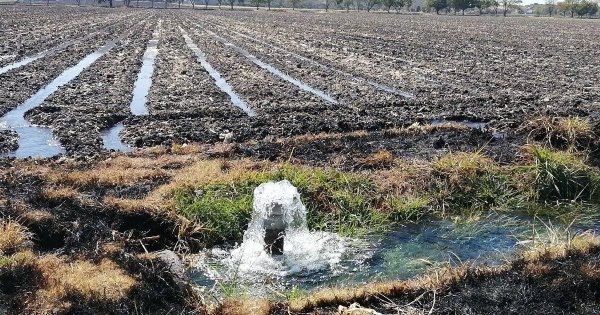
left=195, top=180, right=347, bottom=282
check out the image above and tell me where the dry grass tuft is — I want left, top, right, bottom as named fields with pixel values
left=523, top=262, right=552, bottom=277
left=151, top=159, right=269, bottom=198
left=103, top=195, right=157, bottom=213
left=288, top=266, right=469, bottom=312
left=579, top=262, right=600, bottom=279
left=28, top=257, right=136, bottom=312
left=522, top=232, right=600, bottom=263
left=40, top=186, right=79, bottom=202
left=357, top=150, right=395, bottom=168
left=172, top=143, right=201, bottom=155
left=0, top=220, right=31, bottom=254
left=214, top=298, right=272, bottom=315
left=21, top=211, right=54, bottom=225
left=433, top=152, right=494, bottom=177
left=524, top=116, right=594, bottom=150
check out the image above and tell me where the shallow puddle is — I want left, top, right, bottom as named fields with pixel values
left=100, top=122, right=132, bottom=152
left=179, top=27, right=256, bottom=117
left=0, top=40, right=117, bottom=158
left=0, top=125, right=65, bottom=158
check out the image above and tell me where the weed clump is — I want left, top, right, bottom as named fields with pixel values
left=430, top=152, right=521, bottom=212
left=528, top=146, right=600, bottom=202
left=524, top=116, right=594, bottom=150
left=0, top=220, right=31, bottom=255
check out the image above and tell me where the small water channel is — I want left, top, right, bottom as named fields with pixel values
left=179, top=27, right=256, bottom=117
left=101, top=21, right=163, bottom=152
left=0, top=40, right=117, bottom=158
left=202, top=21, right=414, bottom=99
left=203, top=28, right=338, bottom=105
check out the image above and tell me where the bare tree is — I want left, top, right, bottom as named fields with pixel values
left=501, top=0, right=522, bottom=15
left=564, top=0, right=579, bottom=17
left=545, top=0, right=556, bottom=15
left=227, top=0, right=235, bottom=8
left=341, top=0, right=353, bottom=11
left=366, top=0, right=380, bottom=11
left=250, top=0, right=263, bottom=9
left=325, top=0, right=332, bottom=10
left=382, top=0, right=397, bottom=12
left=290, top=0, right=301, bottom=9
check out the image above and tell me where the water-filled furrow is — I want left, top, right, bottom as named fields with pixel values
left=202, top=28, right=338, bottom=105
left=130, top=20, right=162, bottom=116
left=101, top=20, right=162, bottom=152
left=179, top=26, right=256, bottom=117
left=202, top=20, right=415, bottom=99
left=0, top=17, right=129, bottom=76
left=0, top=40, right=117, bottom=158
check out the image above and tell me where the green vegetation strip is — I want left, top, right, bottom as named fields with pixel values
left=174, top=146, right=600, bottom=246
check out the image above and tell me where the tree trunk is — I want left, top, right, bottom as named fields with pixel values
left=230, top=2, right=233, bottom=8
left=436, top=8, right=439, bottom=14
left=462, top=9, right=465, bottom=15
left=267, top=0, right=269, bottom=9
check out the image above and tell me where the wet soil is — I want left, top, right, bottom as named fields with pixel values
left=27, top=17, right=155, bottom=156
left=0, top=130, right=18, bottom=153
left=2, top=8, right=599, bottom=159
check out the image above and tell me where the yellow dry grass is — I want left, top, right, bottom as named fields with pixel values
left=44, top=155, right=196, bottom=188
left=214, top=298, right=272, bottom=315
left=28, top=257, right=136, bottom=312
left=522, top=232, right=600, bottom=262
left=287, top=266, right=470, bottom=312
left=0, top=220, right=31, bottom=254
left=357, top=149, right=395, bottom=168
left=40, top=186, right=79, bottom=201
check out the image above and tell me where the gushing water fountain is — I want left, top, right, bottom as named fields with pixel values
left=200, top=180, right=347, bottom=282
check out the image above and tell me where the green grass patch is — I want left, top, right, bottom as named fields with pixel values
left=0, top=257, right=12, bottom=267
left=430, top=152, right=523, bottom=213
left=386, top=197, right=431, bottom=222
left=528, top=146, right=600, bottom=202
left=174, top=165, right=387, bottom=246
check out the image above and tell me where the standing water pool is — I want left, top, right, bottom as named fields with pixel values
left=190, top=181, right=598, bottom=300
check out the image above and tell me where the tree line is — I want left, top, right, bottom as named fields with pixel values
left=426, top=0, right=599, bottom=17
